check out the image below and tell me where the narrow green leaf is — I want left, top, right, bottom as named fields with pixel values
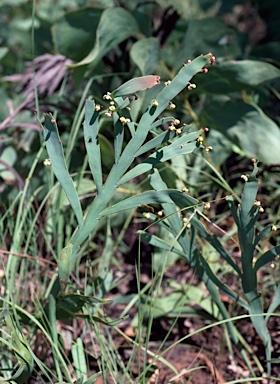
left=4, top=313, right=33, bottom=384
left=150, top=116, right=176, bottom=130
left=112, top=75, right=160, bottom=98
left=42, top=114, right=83, bottom=227
left=191, top=217, right=242, bottom=276
left=195, top=250, right=249, bottom=309
left=138, top=231, right=184, bottom=257
left=88, top=314, right=129, bottom=326
left=253, top=245, right=280, bottom=272
left=114, top=96, right=136, bottom=136
left=156, top=130, right=201, bottom=160
left=118, top=131, right=201, bottom=186
left=58, top=243, right=73, bottom=289
left=253, top=225, right=273, bottom=248
left=227, top=196, right=240, bottom=228
left=99, top=134, right=114, bottom=169
left=71, top=337, right=87, bottom=383
left=83, top=372, right=103, bottom=384
left=84, top=100, right=103, bottom=194
left=117, top=163, right=152, bottom=186
left=135, top=121, right=187, bottom=157
left=148, top=172, right=252, bottom=357
left=113, top=112, right=124, bottom=163
left=266, top=284, right=280, bottom=323
left=56, top=293, right=112, bottom=319
left=138, top=54, right=212, bottom=129
left=149, top=170, right=184, bottom=235
left=239, top=164, right=259, bottom=266
left=100, top=189, right=198, bottom=217
left=75, top=378, right=84, bottom=384
left=245, top=291, right=272, bottom=375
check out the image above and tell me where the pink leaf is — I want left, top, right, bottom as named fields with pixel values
left=112, top=75, right=160, bottom=97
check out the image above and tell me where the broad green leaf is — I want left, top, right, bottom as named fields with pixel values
left=200, top=100, right=280, bottom=164
left=252, top=42, right=280, bottom=64
left=0, top=146, right=17, bottom=182
left=41, top=114, right=83, bottom=227
left=130, top=37, right=160, bottom=75
left=0, top=47, right=8, bottom=60
left=152, top=244, right=180, bottom=271
left=36, top=0, right=75, bottom=21
left=155, top=0, right=201, bottom=20
left=69, top=7, right=140, bottom=68
left=52, top=8, right=102, bottom=61
left=196, top=59, right=280, bottom=94
left=205, top=129, right=233, bottom=167
left=174, top=17, right=240, bottom=71
left=238, top=57, right=278, bottom=83
left=199, top=0, right=219, bottom=11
